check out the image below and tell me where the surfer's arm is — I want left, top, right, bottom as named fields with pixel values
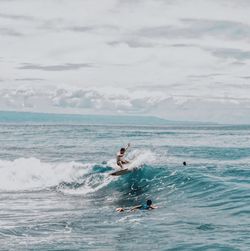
left=150, top=205, right=158, bottom=209
left=130, top=205, right=142, bottom=211
left=125, top=143, right=130, bottom=151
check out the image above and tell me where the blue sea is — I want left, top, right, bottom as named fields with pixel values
left=0, top=112, right=249, bottom=250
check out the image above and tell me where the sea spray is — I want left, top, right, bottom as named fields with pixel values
left=0, top=158, right=87, bottom=191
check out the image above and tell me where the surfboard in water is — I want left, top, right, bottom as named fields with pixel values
left=109, top=154, right=142, bottom=176
left=109, top=168, right=131, bottom=176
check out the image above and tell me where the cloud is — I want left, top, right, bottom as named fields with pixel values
left=188, top=73, right=224, bottom=79
left=1, top=86, right=250, bottom=123
left=154, top=97, right=250, bottom=124
left=137, top=18, right=250, bottom=41
left=241, top=76, right=250, bottom=79
left=18, top=63, right=92, bottom=71
left=66, top=25, right=118, bottom=33
left=15, top=78, right=45, bottom=81
left=66, top=26, right=95, bottom=33
left=208, top=48, right=250, bottom=60
left=107, top=40, right=154, bottom=48
left=0, top=87, right=166, bottom=113
left=0, top=27, right=23, bottom=36
left=1, top=0, right=250, bottom=123
left=0, top=12, right=34, bottom=21
left=51, top=88, right=165, bottom=113
left=182, top=18, right=250, bottom=40
left=0, top=88, right=37, bottom=109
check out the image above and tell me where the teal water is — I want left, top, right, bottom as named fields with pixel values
left=0, top=113, right=249, bottom=250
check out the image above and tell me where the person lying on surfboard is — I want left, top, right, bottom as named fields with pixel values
left=116, top=200, right=158, bottom=212
left=116, top=143, right=130, bottom=169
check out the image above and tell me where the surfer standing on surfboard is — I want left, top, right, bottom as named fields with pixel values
left=116, top=143, right=130, bottom=169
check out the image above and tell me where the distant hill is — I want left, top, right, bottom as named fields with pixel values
left=0, top=111, right=176, bottom=126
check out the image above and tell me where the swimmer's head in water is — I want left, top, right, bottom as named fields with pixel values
left=146, top=199, right=152, bottom=206
left=120, top=148, right=125, bottom=153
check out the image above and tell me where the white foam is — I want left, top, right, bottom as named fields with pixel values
left=127, top=149, right=156, bottom=170
left=107, top=149, right=156, bottom=170
left=59, top=173, right=113, bottom=195
left=0, top=158, right=89, bottom=191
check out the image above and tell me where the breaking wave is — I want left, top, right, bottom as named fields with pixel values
left=0, top=150, right=156, bottom=194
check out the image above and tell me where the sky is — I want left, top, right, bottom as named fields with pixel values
left=0, top=0, right=250, bottom=124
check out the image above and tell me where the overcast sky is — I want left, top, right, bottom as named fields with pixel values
left=0, top=0, right=250, bottom=123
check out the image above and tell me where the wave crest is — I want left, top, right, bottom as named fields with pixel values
left=0, top=150, right=156, bottom=193
left=0, top=158, right=88, bottom=191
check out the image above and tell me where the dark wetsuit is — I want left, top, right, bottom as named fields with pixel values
left=140, top=204, right=150, bottom=210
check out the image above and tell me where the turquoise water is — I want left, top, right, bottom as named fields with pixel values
left=0, top=114, right=249, bottom=250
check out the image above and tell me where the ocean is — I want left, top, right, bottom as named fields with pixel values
left=0, top=112, right=249, bottom=250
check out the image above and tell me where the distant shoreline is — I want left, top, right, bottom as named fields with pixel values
left=1, top=110, right=247, bottom=126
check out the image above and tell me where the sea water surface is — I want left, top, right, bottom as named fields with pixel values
left=0, top=116, right=249, bottom=250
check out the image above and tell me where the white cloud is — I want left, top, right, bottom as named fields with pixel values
left=0, top=0, right=250, bottom=123
left=0, top=86, right=250, bottom=124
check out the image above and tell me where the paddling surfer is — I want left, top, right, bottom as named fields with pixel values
left=116, top=143, right=130, bottom=169
left=116, top=200, right=158, bottom=212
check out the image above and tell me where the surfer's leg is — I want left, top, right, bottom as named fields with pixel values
left=117, top=161, right=123, bottom=169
